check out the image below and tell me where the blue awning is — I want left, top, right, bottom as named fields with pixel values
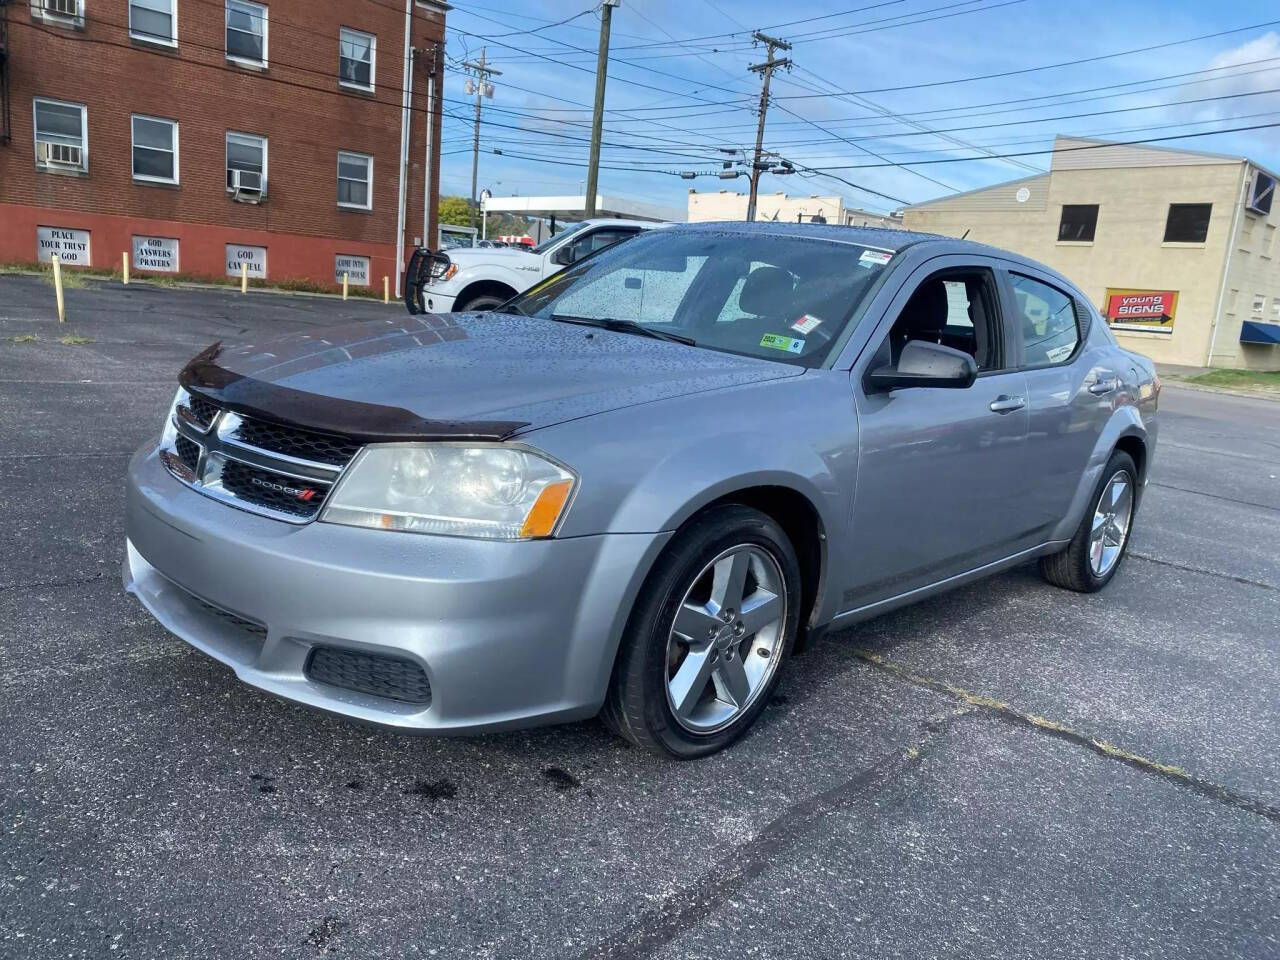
left=1240, top=320, right=1280, bottom=345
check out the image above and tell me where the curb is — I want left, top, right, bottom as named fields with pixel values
left=1160, top=380, right=1280, bottom=403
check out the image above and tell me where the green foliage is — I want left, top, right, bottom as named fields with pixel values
left=438, top=195, right=474, bottom=226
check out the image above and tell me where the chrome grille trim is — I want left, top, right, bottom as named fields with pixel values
left=160, top=397, right=359, bottom=524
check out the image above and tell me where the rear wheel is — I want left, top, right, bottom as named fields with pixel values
left=602, top=505, right=801, bottom=758
left=1040, top=450, right=1137, bottom=592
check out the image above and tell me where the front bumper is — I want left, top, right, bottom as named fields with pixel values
left=420, top=288, right=457, bottom=314
left=123, top=445, right=669, bottom=732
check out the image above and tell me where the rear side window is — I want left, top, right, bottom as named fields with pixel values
left=1009, top=274, right=1080, bottom=366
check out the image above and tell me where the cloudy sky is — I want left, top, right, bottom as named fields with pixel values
left=436, top=0, right=1280, bottom=217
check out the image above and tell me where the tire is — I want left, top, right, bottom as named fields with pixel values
left=457, top=292, right=510, bottom=312
left=1040, top=449, right=1138, bottom=593
left=602, top=504, right=802, bottom=758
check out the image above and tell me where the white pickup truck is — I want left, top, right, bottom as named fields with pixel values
left=420, top=218, right=662, bottom=313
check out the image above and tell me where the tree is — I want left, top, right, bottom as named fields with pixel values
left=438, top=195, right=472, bottom=226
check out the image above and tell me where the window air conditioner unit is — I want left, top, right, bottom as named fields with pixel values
left=1246, top=170, right=1275, bottom=217
left=36, top=141, right=83, bottom=168
left=230, top=169, right=265, bottom=203
left=42, top=0, right=81, bottom=18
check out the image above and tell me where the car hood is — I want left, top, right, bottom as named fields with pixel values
left=445, top=247, right=538, bottom=265
left=179, top=313, right=802, bottom=441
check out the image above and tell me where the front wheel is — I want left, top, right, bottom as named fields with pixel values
left=457, top=292, right=509, bottom=312
left=602, top=505, right=801, bottom=758
left=1040, top=449, right=1138, bottom=592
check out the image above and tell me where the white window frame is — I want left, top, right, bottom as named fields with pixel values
left=32, top=97, right=88, bottom=172
left=338, top=27, right=376, bottom=92
left=131, top=114, right=179, bottom=185
left=129, top=0, right=177, bottom=48
left=225, top=0, right=267, bottom=67
left=225, top=130, right=267, bottom=193
left=337, top=151, right=373, bottom=210
left=31, top=0, right=85, bottom=28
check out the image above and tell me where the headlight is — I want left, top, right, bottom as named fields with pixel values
left=432, top=262, right=458, bottom=283
left=321, top=444, right=577, bottom=540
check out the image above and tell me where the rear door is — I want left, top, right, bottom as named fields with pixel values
left=845, top=256, right=1036, bottom=608
left=1002, top=265, right=1116, bottom=537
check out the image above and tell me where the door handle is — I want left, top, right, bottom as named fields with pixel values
left=1089, top=377, right=1118, bottom=395
left=989, top=395, right=1026, bottom=414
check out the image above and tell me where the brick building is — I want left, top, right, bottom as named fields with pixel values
left=0, top=0, right=447, bottom=293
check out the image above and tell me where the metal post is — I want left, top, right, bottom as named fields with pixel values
left=383, top=276, right=390, bottom=305
left=342, top=272, right=349, bottom=300
left=122, top=251, right=130, bottom=284
left=747, top=32, right=791, bottom=223
left=395, top=16, right=414, bottom=301
left=423, top=45, right=438, bottom=251
left=52, top=255, right=65, bottom=323
left=240, top=262, right=248, bottom=294
left=585, top=0, right=620, bottom=218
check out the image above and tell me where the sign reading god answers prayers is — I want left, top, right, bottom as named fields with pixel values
left=132, top=236, right=179, bottom=273
left=1104, top=288, right=1178, bottom=335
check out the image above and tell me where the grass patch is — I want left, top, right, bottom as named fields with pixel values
left=12, top=334, right=39, bottom=344
left=58, top=334, right=94, bottom=345
left=0, top=262, right=105, bottom=288
left=1187, top=368, right=1280, bottom=392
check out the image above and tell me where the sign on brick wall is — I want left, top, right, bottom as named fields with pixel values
left=132, top=236, right=179, bottom=273
left=334, top=254, right=370, bottom=286
left=37, top=226, right=91, bottom=266
left=226, top=244, right=267, bottom=279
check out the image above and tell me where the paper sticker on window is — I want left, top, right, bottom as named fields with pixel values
left=858, top=249, right=893, bottom=268
left=1045, top=344, right=1074, bottom=363
left=760, top=333, right=804, bottom=354
left=792, top=314, right=823, bottom=334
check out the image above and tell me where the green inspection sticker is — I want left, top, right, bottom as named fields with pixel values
left=760, top=333, right=804, bottom=354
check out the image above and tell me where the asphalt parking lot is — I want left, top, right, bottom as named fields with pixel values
left=2, top=274, right=1277, bottom=959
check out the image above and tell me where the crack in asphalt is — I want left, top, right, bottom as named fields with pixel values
left=853, top=651, right=1280, bottom=824
left=1146, top=480, right=1280, bottom=513
left=0, top=572, right=107, bottom=593
left=574, top=708, right=969, bottom=960
left=1129, top=552, right=1278, bottom=592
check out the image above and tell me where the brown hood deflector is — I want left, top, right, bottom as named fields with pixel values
left=178, top=343, right=529, bottom=442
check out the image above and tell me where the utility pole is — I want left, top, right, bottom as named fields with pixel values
left=584, top=0, right=620, bottom=218
left=463, top=49, right=501, bottom=230
left=746, top=32, right=791, bottom=223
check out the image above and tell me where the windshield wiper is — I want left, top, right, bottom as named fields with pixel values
left=550, top=315, right=696, bottom=346
left=494, top=302, right=526, bottom=316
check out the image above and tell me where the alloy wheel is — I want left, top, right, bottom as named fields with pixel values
left=1089, top=469, right=1134, bottom=577
left=664, top=544, right=787, bottom=734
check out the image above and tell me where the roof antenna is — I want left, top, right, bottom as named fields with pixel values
left=960, top=229, right=971, bottom=240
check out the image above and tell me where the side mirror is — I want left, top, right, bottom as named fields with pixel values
left=867, top=340, right=978, bottom=391
left=551, top=246, right=574, bottom=266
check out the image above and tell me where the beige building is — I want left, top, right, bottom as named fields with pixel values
left=688, top=191, right=904, bottom=229
left=901, top=136, right=1280, bottom=370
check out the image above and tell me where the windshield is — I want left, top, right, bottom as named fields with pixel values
left=530, top=220, right=591, bottom=254
left=506, top=229, right=896, bottom=367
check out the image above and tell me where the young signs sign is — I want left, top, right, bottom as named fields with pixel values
left=1104, top=288, right=1178, bottom=334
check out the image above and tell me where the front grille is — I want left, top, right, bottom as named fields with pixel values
left=160, top=395, right=361, bottom=524
left=306, top=646, right=432, bottom=705
left=220, top=459, right=327, bottom=519
left=175, top=435, right=201, bottom=473
left=232, top=418, right=361, bottom=466
left=181, top=394, right=220, bottom=430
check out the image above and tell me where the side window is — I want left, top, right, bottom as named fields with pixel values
left=1009, top=273, right=1080, bottom=366
left=569, top=228, right=637, bottom=262
left=884, top=269, right=1003, bottom=371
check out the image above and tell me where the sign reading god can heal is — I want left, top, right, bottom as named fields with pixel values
left=226, top=244, right=267, bottom=278
left=1104, top=288, right=1178, bottom=334
left=334, top=254, right=371, bottom=286
left=132, top=236, right=179, bottom=273
left=37, top=226, right=91, bottom=265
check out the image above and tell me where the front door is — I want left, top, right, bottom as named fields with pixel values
left=844, top=258, right=1039, bottom=609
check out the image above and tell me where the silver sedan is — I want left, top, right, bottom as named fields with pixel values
left=123, top=223, right=1158, bottom=757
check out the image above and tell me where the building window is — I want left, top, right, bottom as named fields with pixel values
left=226, top=0, right=267, bottom=65
left=129, top=0, right=176, bottom=45
left=1163, top=203, right=1212, bottom=244
left=339, top=27, right=375, bottom=90
left=32, top=98, right=87, bottom=171
left=337, top=151, right=372, bottom=209
left=32, top=0, right=85, bottom=27
left=1057, top=204, right=1098, bottom=242
left=132, top=115, right=178, bottom=184
left=226, top=131, right=266, bottom=197
left=1253, top=294, right=1266, bottom=319
left=1272, top=298, right=1280, bottom=321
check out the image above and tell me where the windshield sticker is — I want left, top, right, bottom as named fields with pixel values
left=792, top=314, right=823, bottom=334
left=760, top=333, right=804, bottom=354
left=858, top=249, right=893, bottom=268
left=1045, top=344, right=1074, bottom=363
